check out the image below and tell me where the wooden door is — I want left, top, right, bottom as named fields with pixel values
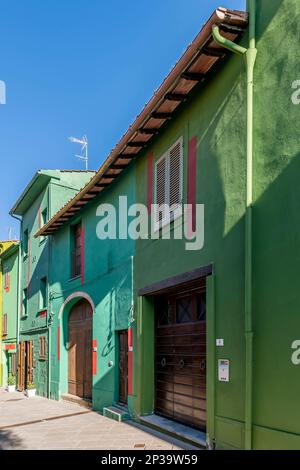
left=155, top=288, right=206, bottom=430
left=26, top=341, right=34, bottom=385
left=68, top=300, right=92, bottom=399
left=118, top=330, right=128, bottom=404
left=17, top=341, right=26, bottom=391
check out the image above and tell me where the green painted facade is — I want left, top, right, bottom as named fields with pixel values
left=0, top=243, right=19, bottom=387
left=0, top=240, right=16, bottom=386
left=3, top=0, right=300, bottom=450
left=49, top=165, right=135, bottom=412
left=11, top=170, right=95, bottom=396
left=130, top=0, right=300, bottom=450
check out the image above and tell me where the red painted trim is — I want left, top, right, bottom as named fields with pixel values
left=38, top=207, right=41, bottom=229
left=128, top=327, right=133, bottom=396
left=39, top=309, right=47, bottom=318
left=5, top=344, right=15, bottom=351
left=187, top=136, right=198, bottom=234
left=147, top=152, right=153, bottom=213
left=81, top=227, right=85, bottom=285
left=27, top=238, right=31, bottom=296
left=57, top=326, right=60, bottom=361
left=92, top=339, right=97, bottom=376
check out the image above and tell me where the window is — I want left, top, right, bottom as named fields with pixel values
left=39, top=336, right=47, bottom=360
left=40, top=277, right=47, bottom=310
left=41, top=208, right=48, bottom=226
left=22, top=288, right=28, bottom=316
left=10, top=353, right=17, bottom=375
left=23, top=229, right=29, bottom=256
left=2, top=314, right=7, bottom=335
left=4, top=269, right=10, bottom=292
left=176, top=296, right=193, bottom=323
left=71, top=223, right=82, bottom=278
left=154, top=137, right=183, bottom=231
left=39, top=208, right=48, bottom=241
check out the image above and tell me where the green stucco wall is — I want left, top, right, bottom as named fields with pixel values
left=18, top=171, right=93, bottom=396
left=1, top=245, right=19, bottom=387
left=49, top=164, right=135, bottom=412
left=251, top=0, right=300, bottom=449
left=132, top=0, right=300, bottom=450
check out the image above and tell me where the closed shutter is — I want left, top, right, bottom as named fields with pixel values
left=11, top=353, right=17, bottom=375
left=155, top=155, right=167, bottom=223
left=3, top=314, right=7, bottom=335
left=154, top=137, right=183, bottom=229
left=4, top=271, right=10, bottom=292
left=39, top=336, right=46, bottom=359
left=169, top=139, right=183, bottom=211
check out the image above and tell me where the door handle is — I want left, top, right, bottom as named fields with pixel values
left=161, top=358, right=167, bottom=367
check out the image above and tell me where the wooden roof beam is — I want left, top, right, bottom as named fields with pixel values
left=165, top=93, right=186, bottom=102
left=109, top=164, right=129, bottom=170
left=151, top=112, right=173, bottom=120
left=181, top=72, right=205, bottom=81
left=138, top=128, right=159, bottom=135
left=202, top=47, right=225, bottom=57
left=126, top=142, right=147, bottom=148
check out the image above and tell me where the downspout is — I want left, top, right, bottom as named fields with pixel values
left=212, top=0, right=257, bottom=450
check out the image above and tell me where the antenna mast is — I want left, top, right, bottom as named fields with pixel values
left=68, top=135, right=88, bottom=170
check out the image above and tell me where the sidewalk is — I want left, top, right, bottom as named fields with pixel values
left=0, top=388, right=197, bottom=450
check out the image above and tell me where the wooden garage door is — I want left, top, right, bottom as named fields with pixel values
left=155, top=288, right=206, bottom=430
left=68, top=300, right=93, bottom=399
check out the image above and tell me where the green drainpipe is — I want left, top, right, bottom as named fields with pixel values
left=212, top=0, right=257, bottom=450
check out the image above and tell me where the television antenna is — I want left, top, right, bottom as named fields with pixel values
left=68, top=135, right=88, bottom=170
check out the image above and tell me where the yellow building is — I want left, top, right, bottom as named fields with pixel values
left=0, top=241, right=16, bottom=386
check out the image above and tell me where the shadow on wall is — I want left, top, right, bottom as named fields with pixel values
left=0, top=430, right=23, bottom=450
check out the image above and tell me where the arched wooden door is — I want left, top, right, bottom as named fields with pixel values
left=68, top=299, right=93, bottom=399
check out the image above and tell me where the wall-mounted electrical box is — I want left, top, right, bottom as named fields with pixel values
left=218, top=359, right=230, bottom=382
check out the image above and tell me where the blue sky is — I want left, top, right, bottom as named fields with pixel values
left=0, top=0, right=245, bottom=239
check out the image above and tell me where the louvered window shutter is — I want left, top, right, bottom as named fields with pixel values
left=155, top=154, right=167, bottom=225
left=169, top=139, right=183, bottom=212
left=154, top=137, right=183, bottom=230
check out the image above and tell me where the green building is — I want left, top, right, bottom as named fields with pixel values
left=10, top=170, right=95, bottom=396
left=35, top=0, right=300, bottom=450
left=0, top=242, right=20, bottom=387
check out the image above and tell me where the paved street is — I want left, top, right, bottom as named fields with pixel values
left=0, top=388, right=196, bottom=450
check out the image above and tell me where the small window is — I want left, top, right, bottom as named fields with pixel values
left=71, top=223, right=82, bottom=278
left=22, top=288, right=28, bottom=316
left=154, top=137, right=183, bottom=230
left=10, top=353, right=17, bottom=375
left=39, top=336, right=47, bottom=360
left=41, top=208, right=48, bottom=226
left=23, top=229, right=29, bottom=256
left=176, top=296, right=193, bottom=324
left=2, top=314, right=7, bottom=335
left=40, top=277, right=47, bottom=310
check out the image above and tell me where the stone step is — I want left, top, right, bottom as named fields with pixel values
left=139, top=415, right=206, bottom=449
left=61, top=394, right=92, bottom=409
left=103, top=405, right=130, bottom=422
